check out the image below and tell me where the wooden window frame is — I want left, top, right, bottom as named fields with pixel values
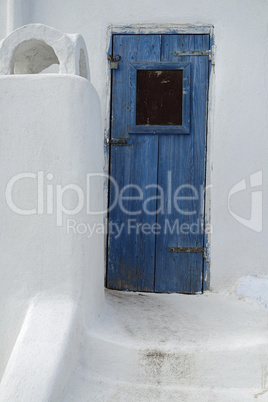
left=129, top=62, right=191, bottom=134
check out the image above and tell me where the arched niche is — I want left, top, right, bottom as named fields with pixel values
left=11, top=39, right=59, bottom=74
left=0, top=24, right=90, bottom=80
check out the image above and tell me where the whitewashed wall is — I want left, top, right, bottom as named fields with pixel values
left=0, top=0, right=268, bottom=290
left=0, top=74, right=104, bottom=398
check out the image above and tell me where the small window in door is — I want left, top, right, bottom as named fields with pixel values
left=136, top=70, right=183, bottom=126
left=130, top=62, right=190, bottom=134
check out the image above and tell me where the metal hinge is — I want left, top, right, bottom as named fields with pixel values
left=106, top=137, right=133, bottom=146
left=174, top=50, right=211, bottom=59
left=169, top=246, right=207, bottom=261
left=174, top=46, right=216, bottom=65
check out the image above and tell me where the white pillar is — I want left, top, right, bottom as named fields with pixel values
left=7, top=0, right=31, bottom=34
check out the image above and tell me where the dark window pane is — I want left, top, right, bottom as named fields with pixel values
left=136, top=70, right=183, bottom=126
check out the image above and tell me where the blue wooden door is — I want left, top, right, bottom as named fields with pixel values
left=107, top=34, right=209, bottom=293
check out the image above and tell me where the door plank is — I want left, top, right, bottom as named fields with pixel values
left=107, top=35, right=161, bottom=291
left=154, top=35, right=209, bottom=293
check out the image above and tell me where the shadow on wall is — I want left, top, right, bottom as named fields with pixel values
left=11, top=39, right=60, bottom=74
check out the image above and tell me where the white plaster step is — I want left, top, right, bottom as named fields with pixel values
left=64, top=372, right=268, bottom=402
left=65, top=289, right=268, bottom=399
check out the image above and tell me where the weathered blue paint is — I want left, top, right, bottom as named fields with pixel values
left=107, top=33, right=210, bottom=293
left=109, top=25, right=214, bottom=36
left=107, top=35, right=161, bottom=292
left=154, top=34, right=209, bottom=293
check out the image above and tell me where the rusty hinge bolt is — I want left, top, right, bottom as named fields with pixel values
left=106, top=137, right=133, bottom=146
left=169, top=246, right=207, bottom=261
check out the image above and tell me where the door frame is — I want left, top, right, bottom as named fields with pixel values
left=104, top=24, right=215, bottom=291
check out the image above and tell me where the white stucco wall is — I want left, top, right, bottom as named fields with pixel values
left=0, top=2, right=267, bottom=288
left=0, top=74, right=104, bottom=396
